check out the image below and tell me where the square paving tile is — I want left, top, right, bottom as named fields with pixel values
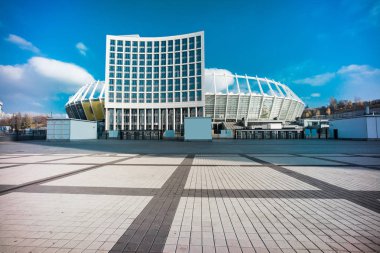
left=45, top=156, right=123, bottom=164
left=0, top=193, right=151, bottom=252
left=193, top=156, right=261, bottom=166
left=250, top=155, right=344, bottom=166
left=0, top=155, right=76, bottom=164
left=323, top=156, right=380, bottom=166
left=185, top=166, right=319, bottom=190
left=285, top=166, right=380, bottom=191
left=0, top=164, right=91, bottom=185
left=117, top=155, right=185, bottom=165
left=43, top=165, right=177, bottom=188
left=165, top=197, right=380, bottom=253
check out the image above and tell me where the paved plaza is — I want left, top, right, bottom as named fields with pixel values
left=0, top=140, right=379, bottom=253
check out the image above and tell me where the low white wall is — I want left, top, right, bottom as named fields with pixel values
left=329, top=116, right=380, bottom=139
left=47, top=119, right=70, bottom=140
left=70, top=120, right=97, bottom=140
left=47, top=119, right=97, bottom=140
left=366, top=117, right=380, bottom=139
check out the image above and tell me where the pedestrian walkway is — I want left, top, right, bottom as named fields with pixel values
left=0, top=151, right=379, bottom=252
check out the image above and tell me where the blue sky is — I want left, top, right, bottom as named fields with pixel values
left=0, top=0, right=379, bottom=114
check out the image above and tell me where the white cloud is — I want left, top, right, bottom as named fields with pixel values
left=294, top=72, right=336, bottom=86
left=0, top=57, right=95, bottom=113
left=5, top=34, right=40, bottom=54
left=204, top=68, right=234, bottom=93
left=311, top=93, right=320, bottom=97
left=76, top=42, right=88, bottom=56
left=337, top=64, right=380, bottom=101
left=294, top=64, right=380, bottom=101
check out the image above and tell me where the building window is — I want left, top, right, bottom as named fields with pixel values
left=182, top=38, right=187, bottom=50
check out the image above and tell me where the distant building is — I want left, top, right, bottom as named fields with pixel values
left=329, top=115, right=380, bottom=140
left=65, top=32, right=305, bottom=135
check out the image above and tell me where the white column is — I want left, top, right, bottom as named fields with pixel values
left=165, top=108, right=168, bottom=131
left=158, top=109, right=161, bottom=130
left=113, top=108, right=116, bottom=130
left=180, top=108, right=183, bottom=125
left=136, top=109, right=140, bottom=130
left=151, top=109, right=154, bottom=130
left=129, top=109, right=132, bottom=130
left=173, top=108, right=176, bottom=132
left=105, top=109, right=109, bottom=131
left=121, top=109, right=125, bottom=130
left=144, top=108, right=147, bottom=130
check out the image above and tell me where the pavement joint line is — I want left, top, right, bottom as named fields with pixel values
left=240, top=153, right=380, bottom=213
left=1, top=162, right=379, bottom=169
left=38, top=153, right=99, bottom=163
left=0, top=154, right=143, bottom=196
left=9, top=184, right=380, bottom=199
left=344, top=153, right=380, bottom=158
left=109, top=154, right=194, bottom=253
left=294, top=153, right=380, bottom=170
left=15, top=185, right=161, bottom=196
left=0, top=164, right=24, bottom=170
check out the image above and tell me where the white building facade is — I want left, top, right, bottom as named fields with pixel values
left=104, top=32, right=205, bottom=132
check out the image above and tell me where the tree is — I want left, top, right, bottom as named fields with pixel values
left=21, top=114, right=32, bottom=129
left=10, top=113, right=22, bottom=131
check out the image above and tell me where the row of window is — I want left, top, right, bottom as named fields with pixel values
left=109, top=50, right=202, bottom=65
left=109, top=76, right=201, bottom=84
left=109, top=36, right=202, bottom=52
left=108, top=90, right=202, bottom=103
left=109, top=83, right=201, bottom=92
left=109, top=65, right=202, bottom=79
left=110, top=64, right=201, bottom=73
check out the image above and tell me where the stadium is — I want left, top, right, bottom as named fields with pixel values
left=65, top=31, right=304, bottom=136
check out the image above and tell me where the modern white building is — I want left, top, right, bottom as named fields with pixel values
left=65, top=31, right=304, bottom=134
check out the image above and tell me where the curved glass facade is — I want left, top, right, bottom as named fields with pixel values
left=105, top=32, right=205, bottom=131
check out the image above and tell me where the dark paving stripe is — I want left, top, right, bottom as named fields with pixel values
left=240, top=154, right=380, bottom=213
left=7, top=184, right=380, bottom=200
left=182, top=189, right=380, bottom=199
left=295, top=154, right=380, bottom=169
left=0, top=164, right=24, bottom=170
left=0, top=155, right=142, bottom=196
left=110, top=155, right=194, bottom=253
left=14, top=185, right=160, bottom=196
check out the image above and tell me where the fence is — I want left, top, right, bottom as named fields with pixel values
left=235, top=130, right=304, bottom=139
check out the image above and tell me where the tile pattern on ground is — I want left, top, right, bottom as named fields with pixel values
left=0, top=155, right=77, bottom=164
left=164, top=197, right=380, bottom=253
left=251, top=156, right=343, bottom=166
left=45, top=156, right=124, bottom=164
left=0, top=152, right=379, bottom=253
left=43, top=165, right=177, bottom=188
left=185, top=166, right=319, bottom=190
left=285, top=166, right=380, bottom=191
left=249, top=155, right=345, bottom=166
left=0, top=164, right=91, bottom=185
left=117, top=155, right=185, bottom=165
left=318, top=156, right=380, bottom=166
left=0, top=192, right=151, bottom=253
left=193, top=156, right=261, bottom=166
